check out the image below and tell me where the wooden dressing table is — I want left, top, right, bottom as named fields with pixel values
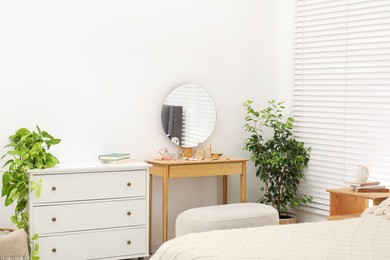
left=145, top=157, right=248, bottom=247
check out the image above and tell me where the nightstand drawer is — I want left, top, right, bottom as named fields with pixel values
left=38, top=227, right=146, bottom=260
left=33, top=198, right=146, bottom=234
left=31, top=170, right=146, bottom=203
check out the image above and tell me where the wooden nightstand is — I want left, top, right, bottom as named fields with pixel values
left=326, top=188, right=390, bottom=220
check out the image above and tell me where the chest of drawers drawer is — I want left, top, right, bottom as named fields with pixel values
left=30, top=170, right=146, bottom=204
left=38, top=227, right=146, bottom=260
left=33, top=198, right=146, bottom=234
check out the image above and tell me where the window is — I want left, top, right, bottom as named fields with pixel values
left=294, top=0, right=390, bottom=214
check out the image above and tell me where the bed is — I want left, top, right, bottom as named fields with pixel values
left=151, top=200, right=390, bottom=260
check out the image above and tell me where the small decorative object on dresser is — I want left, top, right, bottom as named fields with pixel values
left=211, top=153, right=223, bottom=160
left=206, top=143, right=212, bottom=159
left=28, top=162, right=150, bottom=260
left=194, top=149, right=205, bottom=160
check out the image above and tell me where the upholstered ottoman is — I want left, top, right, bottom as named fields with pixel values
left=176, top=203, right=278, bottom=237
left=0, top=229, right=29, bottom=260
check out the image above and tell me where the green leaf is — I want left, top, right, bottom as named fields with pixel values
left=16, top=128, right=29, bottom=136
left=31, top=180, right=42, bottom=198
left=2, top=171, right=10, bottom=185
left=10, top=215, right=18, bottom=224
left=32, top=142, right=43, bottom=151
left=46, top=138, right=61, bottom=145
left=5, top=197, right=14, bottom=206
left=3, top=159, right=14, bottom=167
left=41, top=131, right=54, bottom=139
left=3, top=142, right=16, bottom=148
left=2, top=184, right=11, bottom=198
left=31, top=234, right=39, bottom=241
left=20, top=134, right=29, bottom=141
left=9, top=188, right=20, bottom=200
left=36, top=125, right=42, bottom=135
left=7, top=150, right=21, bottom=156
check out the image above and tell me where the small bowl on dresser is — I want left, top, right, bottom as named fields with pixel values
left=211, top=153, right=223, bottom=160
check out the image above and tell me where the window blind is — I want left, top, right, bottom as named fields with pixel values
left=294, top=0, right=390, bottom=214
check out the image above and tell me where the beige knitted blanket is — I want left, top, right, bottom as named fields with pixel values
left=361, top=197, right=390, bottom=218
left=152, top=212, right=390, bottom=259
left=0, top=229, right=29, bottom=260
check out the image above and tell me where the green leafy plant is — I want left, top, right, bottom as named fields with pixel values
left=243, top=100, right=312, bottom=217
left=1, top=126, right=61, bottom=259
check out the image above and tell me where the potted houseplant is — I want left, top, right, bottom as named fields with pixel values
left=243, top=100, right=312, bottom=223
left=1, top=126, right=61, bottom=259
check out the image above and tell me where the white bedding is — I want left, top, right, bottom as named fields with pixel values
left=151, top=214, right=390, bottom=260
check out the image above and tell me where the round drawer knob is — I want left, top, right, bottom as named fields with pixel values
left=127, top=182, right=132, bottom=187
left=52, top=248, right=57, bottom=253
left=127, top=240, right=132, bottom=245
left=127, top=211, right=132, bottom=216
left=52, top=217, right=57, bottom=222
left=52, top=186, right=56, bottom=191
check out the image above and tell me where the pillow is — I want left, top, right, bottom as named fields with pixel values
left=0, top=229, right=29, bottom=259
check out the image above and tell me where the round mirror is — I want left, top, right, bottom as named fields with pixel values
left=161, top=84, right=217, bottom=148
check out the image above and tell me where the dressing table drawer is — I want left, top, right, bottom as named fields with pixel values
left=31, top=170, right=146, bottom=204
left=33, top=198, right=146, bottom=234
left=38, top=227, right=146, bottom=260
left=169, top=162, right=242, bottom=178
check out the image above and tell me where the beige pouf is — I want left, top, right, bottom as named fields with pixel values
left=0, top=229, right=29, bottom=260
left=176, top=203, right=279, bottom=237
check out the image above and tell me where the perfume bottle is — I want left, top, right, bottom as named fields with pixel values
left=206, top=143, right=212, bottom=159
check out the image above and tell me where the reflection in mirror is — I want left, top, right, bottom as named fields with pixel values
left=161, top=84, right=217, bottom=148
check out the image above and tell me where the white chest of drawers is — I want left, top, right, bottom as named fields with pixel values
left=28, top=162, right=150, bottom=260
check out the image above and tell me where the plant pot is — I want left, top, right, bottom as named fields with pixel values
left=279, top=214, right=297, bottom=225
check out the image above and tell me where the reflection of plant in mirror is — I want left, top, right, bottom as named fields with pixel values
left=1, top=126, right=61, bottom=259
left=243, top=100, right=312, bottom=217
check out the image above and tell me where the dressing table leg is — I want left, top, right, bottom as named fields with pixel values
left=241, top=162, right=247, bottom=202
left=223, top=175, right=228, bottom=204
left=149, top=174, right=152, bottom=255
left=163, top=166, right=169, bottom=242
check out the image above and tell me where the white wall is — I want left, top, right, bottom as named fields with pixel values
left=0, top=0, right=279, bottom=250
left=277, top=0, right=294, bottom=112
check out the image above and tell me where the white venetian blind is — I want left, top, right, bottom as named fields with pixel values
left=294, top=0, right=390, bottom=214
